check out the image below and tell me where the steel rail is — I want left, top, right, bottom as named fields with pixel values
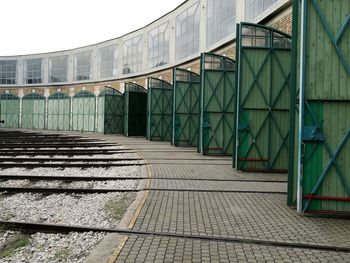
left=0, top=157, right=142, bottom=162
left=0, top=151, right=134, bottom=156
left=0, top=187, right=286, bottom=195
left=0, top=221, right=349, bottom=253
left=0, top=144, right=118, bottom=149
left=0, top=174, right=287, bottom=183
left=0, top=163, right=144, bottom=168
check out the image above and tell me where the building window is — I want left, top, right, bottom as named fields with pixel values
left=207, top=0, right=236, bottom=48
left=148, top=22, right=169, bottom=69
left=25, top=58, right=42, bottom=84
left=0, top=60, right=17, bottom=84
left=49, top=56, right=68, bottom=83
left=123, top=35, right=143, bottom=74
left=75, top=51, right=92, bottom=81
left=176, top=1, right=200, bottom=60
left=99, top=44, right=117, bottom=78
left=246, top=0, right=280, bottom=21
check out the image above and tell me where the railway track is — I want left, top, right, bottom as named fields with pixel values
left=0, top=174, right=287, bottom=183
left=1, top=221, right=349, bottom=254
left=0, top=151, right=134, bottom=156
left=0, top=143, right=117, bottom=148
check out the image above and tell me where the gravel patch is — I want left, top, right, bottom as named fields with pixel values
left=30, top=180, right=138, bottom=189
left=0, top=166, right=142, bottom=178
left=0, top=180, right=31, bottom=188
left=0, top=231, right=20, bottom=248
left=0, top=192, right=136, bottom=228
left=0, top=231, right=106, bottom=263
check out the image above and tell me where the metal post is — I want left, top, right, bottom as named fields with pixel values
left=297, top=0, right=307, bottom=214
left=172, top=69, right=176, bottom=145
left=234, top=23, right=242, bottom=170
left=199, top=53, right=205, bottom=154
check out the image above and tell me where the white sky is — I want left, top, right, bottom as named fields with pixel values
left=0, top=0, right=185, bottom=56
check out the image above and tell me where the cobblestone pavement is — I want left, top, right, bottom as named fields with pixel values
left=91, top=136, right=350, bottom=262
left=117, top=236, right=350, bottom=263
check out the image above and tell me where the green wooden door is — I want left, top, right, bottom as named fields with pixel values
left=124, top=83, right=147, bottom=137
left=22, top=93, right=46, bottom=129
left=199, top=53, right=236, bottom=156
left=147, top=77, right=173, bottom=141
left=47, top=92, right=71, bottom=131
left=293, top=0, right=350, bottom=214
left=72, top=91, right=96, bottom=132
left=0, top=93, right=20, bottom=128
left=172, top=68, right=200, bottom=147
left=235, top=23, right=292, bottom=173
left=98, top=87, right=124, bottom=134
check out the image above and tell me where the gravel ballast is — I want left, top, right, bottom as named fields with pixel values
left=0, top=192, right=136, bottom=228
left=0, top=166, right=142, bottom=178
left=0, top=231, right=106, bottom=263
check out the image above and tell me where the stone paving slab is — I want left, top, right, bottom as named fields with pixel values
left=116, top=235, right=350, bottom=263
left=150, top=163, right=287, bottom=181
left=150, top=179, right=287, bottom=192
left=133, top=191, right=350, bottom=248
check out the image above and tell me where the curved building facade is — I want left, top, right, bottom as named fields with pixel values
left=0, top=0, right=291, bottom=92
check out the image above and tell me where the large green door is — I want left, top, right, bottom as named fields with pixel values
left=0, top=93, right=20, bottom=128
left=235, top=23, right=292, bottom=173
left=72, top=91, right=96, bottom=132
left=47, top=92, right=71, bottom=131
left=172, top=68, right=200, bottom=147
left=293, top=0, right=350, bottom=215
left=124, top=83, right=147, bottom=137
left=147, top=77, right=173, bottom=141
left=22, top=93, right=46, bottom=129
left=199, top=53, right=236, bottom=156
left=97, top=87, right=123, bottom=134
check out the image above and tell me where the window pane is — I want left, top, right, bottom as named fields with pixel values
left=99, top=44, right=117, bottom=78
left=25, top=58, right=42, bottom=84
left=148, top=22, right=169, bottom=69
left=205, top=0, right=236, bottom=47
left=49, top=56, right=68, bottom=83
left=75, top=51, right=92, bottom=81
left=123, top=35, right=143, bottom=74
left=246, top=0, right=281, bottom=20
left=175, top=1, right=200, bottom=60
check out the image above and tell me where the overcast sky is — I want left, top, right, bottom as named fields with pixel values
left=0, top=0, right=185, bottom=56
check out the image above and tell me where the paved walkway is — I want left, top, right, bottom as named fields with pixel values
left=99, top=136, right=350, bottom=262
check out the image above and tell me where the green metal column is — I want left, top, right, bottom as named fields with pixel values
left=199, top=53, right=236, bottom=156
left=172, top=68, right=200, bottom=147
left=123, top=83, right=147, bottom=137
left=294, top=0, right=350, bottom=215
left=147, top=77, right=173, bottom=141
left=235, top=23, right=292, bottom=173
